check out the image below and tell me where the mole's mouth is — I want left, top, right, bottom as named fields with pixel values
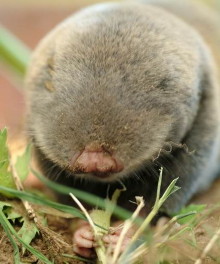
left=92, top=172, right=111, bottom=179
left=74, top=170, right=112, bottom=179
left=73, top=170, right=121, bottom=182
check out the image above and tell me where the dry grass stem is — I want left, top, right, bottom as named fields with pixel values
left=69, top=193, right=95, bottom=230
left=70, top=192, right=108, bottom=264
left=9, top=157, right=37, bottom=223
left=111, top=196, right=145, bottom=264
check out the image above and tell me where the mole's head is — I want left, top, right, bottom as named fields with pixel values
left=25, top=3, right=203, bottom=182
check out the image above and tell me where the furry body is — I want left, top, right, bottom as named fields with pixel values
left=26, top=0, right=220, bottom=215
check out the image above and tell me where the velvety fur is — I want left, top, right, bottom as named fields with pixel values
left=25, top=0, right=220, bottom=215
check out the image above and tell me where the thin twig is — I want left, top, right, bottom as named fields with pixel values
left=9, top=158, right=37, bottom=223
left=0, top=234, right=6, bottom=245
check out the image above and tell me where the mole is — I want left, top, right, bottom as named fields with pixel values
left=25, top=0, right=220, bottom=258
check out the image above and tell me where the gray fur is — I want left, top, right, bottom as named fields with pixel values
left=25, top=1, right=220, bottom=214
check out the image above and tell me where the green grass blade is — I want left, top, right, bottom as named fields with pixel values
left=0, top=25, right=31, bottom=76
left=32, top=169, right=134, bottom=221
left=155, top=167, right=163, bottom=205
left=0, top=185, right=85, bottom=219
left=168, top=226, right=192, bottom=241
left=0, top=210, right=20, bottom=264
left=158, top=178, right=180, bottom=207
left=122, top=174, right=180, bottom=256
left=62, top=253, right=95, bottom=263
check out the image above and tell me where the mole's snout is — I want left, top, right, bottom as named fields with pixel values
left=69, top=144, right=124, bottom=177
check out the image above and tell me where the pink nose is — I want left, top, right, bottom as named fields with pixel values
left=70, top=145, right=124, bottom=176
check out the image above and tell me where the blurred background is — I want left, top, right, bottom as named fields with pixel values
left=0, top=0, right=219, bottom=138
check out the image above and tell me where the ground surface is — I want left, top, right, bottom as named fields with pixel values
left=0, top=203, right=84, bottom=264
left=0, top=177, right=220, bottom=263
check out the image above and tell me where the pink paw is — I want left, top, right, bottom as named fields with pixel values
left=73, top=222, right=96, bottom=258
left=104, top=221, right=135, bottom=252
left=73, top=221, right=135, bottom=258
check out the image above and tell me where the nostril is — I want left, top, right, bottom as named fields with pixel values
left=69, top=151, right=83, bottom=168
